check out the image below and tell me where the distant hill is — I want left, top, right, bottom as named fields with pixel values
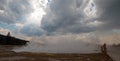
left=0, top=32, right=29, bottom=45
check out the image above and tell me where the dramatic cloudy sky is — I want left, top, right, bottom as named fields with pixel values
left=0, top=0, right=120, bottom=45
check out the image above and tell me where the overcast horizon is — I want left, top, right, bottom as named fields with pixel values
left=0, top=1, right=120, bottom=61
left=0, top=0, right=120, bottom=46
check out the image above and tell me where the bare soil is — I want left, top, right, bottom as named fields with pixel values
left=0, top=50, right=114, bottom=61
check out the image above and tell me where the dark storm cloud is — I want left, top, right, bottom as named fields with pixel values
left=20, top=24, right=46, bottom=36
left=41, top=0, right=95, bottom=35
left=41, top=0, right=120, bottom=35
left=0, top=0, right=32, bottom=24
left=0, top=0, right=120, bottom=36
left=94, top=0, right=120, bottom=30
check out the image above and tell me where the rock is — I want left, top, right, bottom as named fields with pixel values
left=0, top=32, right=29, bottom=45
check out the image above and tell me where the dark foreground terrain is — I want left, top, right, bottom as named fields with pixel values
left=0, top=33, right=29, bottom=45
left=0, top=50, right=113, bottom=61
